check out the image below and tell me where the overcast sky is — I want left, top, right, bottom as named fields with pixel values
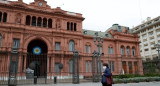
left=9, top=0, right=160, bottom=32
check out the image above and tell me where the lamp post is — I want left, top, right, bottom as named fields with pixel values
left=93, top=35, right=103, bottom=81
left=92, top=50, right=99, bottom=82
left=72, top=50, right=79, bottom=84
left=154, top=44, right=160, bottom=59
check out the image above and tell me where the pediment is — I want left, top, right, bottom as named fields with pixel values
left=29, top=0, right=49, bottom=8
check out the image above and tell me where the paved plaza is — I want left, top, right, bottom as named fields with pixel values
left=11, top=81, right=160, bottom=86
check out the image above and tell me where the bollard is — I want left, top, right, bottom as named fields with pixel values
left=34, top=76, right=37, bottom=84
left=54, top=76, right=57, bottom=84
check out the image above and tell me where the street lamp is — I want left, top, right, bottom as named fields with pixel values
left=92, top=50, right=99, bottom=82
left=93, top=35, right=103, bottom=81
left=72, top=50, right=79, bottom=84
left=154, top=44, right=160, bottom=59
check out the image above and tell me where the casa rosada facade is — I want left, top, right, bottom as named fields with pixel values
left=0, top=0, right=143, bottom=79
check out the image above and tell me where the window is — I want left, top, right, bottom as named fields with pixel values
left=85, top=45, right=91, bottom=53
left=13, top=39, right=20, bottom=48
left=67, top=22, right=70, bottom=30
left=69, top=60, right=73, bottom=73
left=151, top=47, right=156, bottom=50
left=126, top=47, right=130, bottom=56
left=142, top=34, right=147, bottom=37
left=109, top=61, right=115, bottom=72
left=85, top=61, right=92, bottom=73
left=83, top=31, right=87, bottom=34
left=3, top=12, right=7, bottom=22
left=71, top=23, right=73, bottom=31
left=43, top=18, right=47, bottom=27
left=145, top=48, right=149, bottom=51
left=74, top=23, right=77, bottom=31
left=143, top=39, right=147, bottom=42
left=26, top=15, right=31, bottom=25
left=0, top=34, right=2, bottom=47
left=148, top=31, right=153, bottom=35
left=128, top=62, right=133, bottom=74
left=85, top=45, right=88, bottom=53
left=85, top=61, right=88, bottom=72
left=69, top=40, right=74, bottom=51
left=55, top=42, right=60, bottom=51
left=48, top=19, right=52, bottom=28
left=150, top=41, right=155, bottom=45
left=0, top=12, right=2, bottom=22
left=55, top=63, right=60, bottom=74
left=32, top=16, right=36, bottom=26
left=121, top=46, right=124, bottom=55
left=89, top=61, right=91, bottom=72
left=150, top=36, right=154, bottom=40
left=37, top=17, right=42, bottom=27
left=108, top=47, right=114, bottom=54
left=88, top=45, right=91, bottom=53
left=134, top=62, right=138, bottom=74
left=144, top=43, right=148, bottom=47
left=132, top=47, right=136, bottom=56
left=98, top=61, right=103, bottom=72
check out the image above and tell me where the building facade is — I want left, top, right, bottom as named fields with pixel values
left=0, top=0, right=143, bottom=80
left=132, top=16, right=160, bottom=60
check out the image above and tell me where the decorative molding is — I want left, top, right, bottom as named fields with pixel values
left=15, top=13, right=22, bottom=24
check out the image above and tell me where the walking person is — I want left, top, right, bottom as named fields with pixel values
left=101, top=63, right=113, bottom=86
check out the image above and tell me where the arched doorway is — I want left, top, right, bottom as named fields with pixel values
left=26, top=39, right=48, bottom=77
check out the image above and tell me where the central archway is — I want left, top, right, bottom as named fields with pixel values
left=26, top=39, right=48, bottom=77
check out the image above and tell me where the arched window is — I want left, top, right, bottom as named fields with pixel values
left=126, top=46, right=130, bottom=56
left=108, top=47, right=114, bottom=55
left=67, top=22, right=70, bottom=30
left=26, top=15, right=31, bottom=25
left=3, top=12, right=7, bottom=22
left=97, top=46, right=103, bottom=54
left=121, top=46, right=124, bottom=55
left=69, top=60, right=73, bottom=73
left=132, top=47, right=136, bottom=56
left=0, top=34, right=2, bottom=47
left=37, top=17, right=42, bottom=27
left=69, top=40, right=75, bottom=51
left=0, top=12, right=2, bottom=22
left=88, top=45, right=91, bottom=53
left=43, top=18, right=47, bottom=27
left=32, top=16, right=36, bottom=26
left=48, top=19, right=52, bottom=28
left=71, top=22, right=73, bottom=31
left=74, top=23, right=77, bottom=31
left=85, top=45, right=88, bottom=53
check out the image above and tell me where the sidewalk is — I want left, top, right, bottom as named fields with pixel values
left=15, top=81, right=160, bottom=86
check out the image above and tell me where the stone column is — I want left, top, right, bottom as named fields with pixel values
left=117, top=58, right=122, bottom=74
left=126, top=61, right=129, bottom=74
left=47, top=55, right=50, bottom=79
left=132, top=61, right=135, bottom=74
left=138, top=60, right=143, bottom=75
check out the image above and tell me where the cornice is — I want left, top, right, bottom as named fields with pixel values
left=112, top=32, right=138, bottom=38
left=0, top=3, right=84, bottom=21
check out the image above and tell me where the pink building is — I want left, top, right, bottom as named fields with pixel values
left=0, top=0, right=143, bottom=81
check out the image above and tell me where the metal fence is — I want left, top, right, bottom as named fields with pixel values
left=143, top=59, right=160, bottom=74
left=0, top=50, right=94, bottom=85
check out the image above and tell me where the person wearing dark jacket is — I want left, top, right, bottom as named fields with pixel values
left=102, top=63, right=112, bottom=86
